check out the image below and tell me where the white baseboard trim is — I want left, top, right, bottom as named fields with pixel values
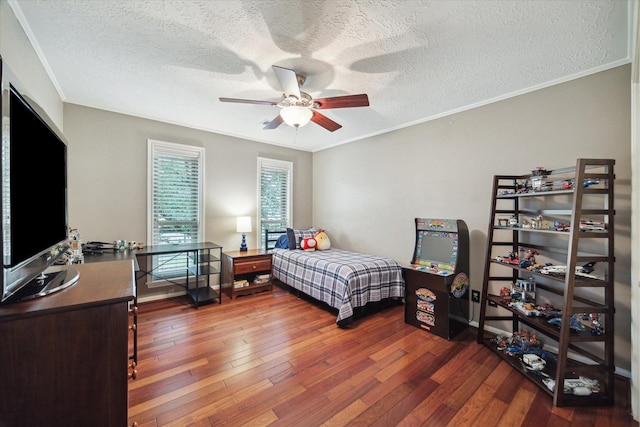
left=145, top=278, right=188, bottom=289
left=138, top=290, right=187, bottom=303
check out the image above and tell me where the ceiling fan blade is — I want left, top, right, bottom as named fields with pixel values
left=311, top=111, right=342, bottom=132
left=313, top=94, right=369, bottom=109
left=263, top=114, right=284, bottom=130
left=219, top=97, right=278, bottom=106
left=272, top=65, right=301, bottom=99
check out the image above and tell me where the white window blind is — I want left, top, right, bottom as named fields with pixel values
left=148, top=140, right=204, bottom=279
left=258, top=157, right=292, bottom=249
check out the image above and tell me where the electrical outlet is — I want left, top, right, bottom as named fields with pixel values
left=472, top=290, right=480, bottom=303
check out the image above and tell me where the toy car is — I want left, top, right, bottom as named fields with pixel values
left=523, top=353, right=546, bottom=370
left=579, top=220, right=605, bottom=231
left=541, top=262, right=599, bottom=279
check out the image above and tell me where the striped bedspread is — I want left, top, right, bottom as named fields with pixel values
left=271, top=248, right=405, bottom=324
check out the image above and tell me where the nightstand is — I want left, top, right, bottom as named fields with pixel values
left=221, top=249, right=273, bottom=299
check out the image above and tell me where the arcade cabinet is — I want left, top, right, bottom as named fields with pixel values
left=404, top=218, right=470, bottom=340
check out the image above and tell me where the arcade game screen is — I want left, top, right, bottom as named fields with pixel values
left=412, top=221, right=459, bottom=275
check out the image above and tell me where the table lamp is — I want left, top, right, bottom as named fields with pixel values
left=236, top=216, right=252, bottom=252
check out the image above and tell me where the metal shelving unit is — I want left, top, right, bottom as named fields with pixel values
left=187, top=245, right=222, bottom=307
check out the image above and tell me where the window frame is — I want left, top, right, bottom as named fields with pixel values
left=147, top=139, right=205, bottom=282
left=257, top=157, right=292, bottom=249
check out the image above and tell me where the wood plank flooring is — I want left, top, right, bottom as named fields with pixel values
left=128, top=284, right=637, bottom=427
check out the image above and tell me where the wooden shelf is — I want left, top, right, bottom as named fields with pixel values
left=477, top=158, right=615, bottom=407
left=230, top=281, right=273, bottom=299
left=485, top=294, right=607, bottom=342
left=478, top=334, right=613, bottom=407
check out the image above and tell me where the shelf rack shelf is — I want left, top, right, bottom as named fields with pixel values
left=186, top=245, right=222, bottom=307
left=135, top=242, right=223, bottom=308
left=477, top=158, right=615, bottom=407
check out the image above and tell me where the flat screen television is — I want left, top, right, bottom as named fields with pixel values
left=1, top=56, right=78, bottom=303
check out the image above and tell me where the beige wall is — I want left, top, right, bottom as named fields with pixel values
left=63, top=104, right=313, bottom=299
left=313, top=64, right=632, bottom=372
left=0, top=0, right=63, bottom=130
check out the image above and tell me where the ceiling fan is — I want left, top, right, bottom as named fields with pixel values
left=219, top=66, right=369, bottom=132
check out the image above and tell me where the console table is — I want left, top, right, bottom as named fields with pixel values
left=135, top=242, right=223, bottom=308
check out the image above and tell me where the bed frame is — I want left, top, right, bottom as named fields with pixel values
left=264, top=229, right=287, bottom=251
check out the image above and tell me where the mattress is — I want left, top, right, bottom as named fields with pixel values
left=271, top=248, right=405, bottom=324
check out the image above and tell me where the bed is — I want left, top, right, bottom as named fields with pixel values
left=266, top=229, right=405, bottom=326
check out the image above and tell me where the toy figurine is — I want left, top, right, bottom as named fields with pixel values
left=500, top=286, right=511, bottom=302
left=532, top=167, right=549, bottom=176
left=589, top=313, right=603, bottom=335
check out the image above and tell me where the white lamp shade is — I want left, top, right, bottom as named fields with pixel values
left=236, top=216, right=252, bottom=233
left=280, top=106, right=313, bottom=128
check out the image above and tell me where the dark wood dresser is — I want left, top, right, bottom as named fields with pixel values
left=0, top=260, right=136, bottom=426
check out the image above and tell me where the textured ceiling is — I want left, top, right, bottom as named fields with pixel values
left=11, top=0, right=631, bottom=152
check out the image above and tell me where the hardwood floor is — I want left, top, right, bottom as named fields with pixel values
left=128, top=284, right=637, bottom=427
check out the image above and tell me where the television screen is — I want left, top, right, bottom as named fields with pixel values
left=0, top=57, right=74, bottom=303
left=6, top=86, right=67, bottom=267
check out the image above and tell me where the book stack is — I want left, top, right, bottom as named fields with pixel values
left=233, top=279, right=249, bottom=288
left=253, top=274, right=270, bottom=285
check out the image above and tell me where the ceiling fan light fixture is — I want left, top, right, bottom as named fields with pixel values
left=280, top=106, right=313, bottom=128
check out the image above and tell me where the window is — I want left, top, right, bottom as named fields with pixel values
left=257, top=157, right=292, bottom=249
left=147, top=139, right=204, bottom=279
